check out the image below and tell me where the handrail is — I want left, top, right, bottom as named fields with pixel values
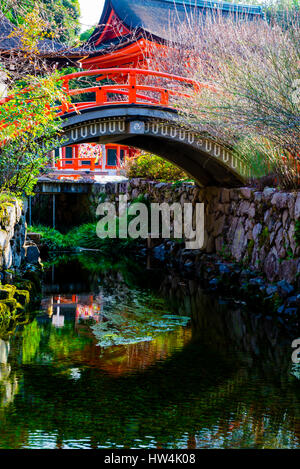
left=57, top=67, right=217, bottom=115
left=0, top=67, right=217, bottom=141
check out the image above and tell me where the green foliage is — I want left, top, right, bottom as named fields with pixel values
left=125, top=152, right=189, bottom=182
left=22, top=320, right=42, bottom=363
left=266, top=0, right=300, bottom=28
left=295, top=219, right=300, bottom=246
left=14, top=290, right=30, bottom=307
left=80, top=27, right=95, bottom=42
left=0, top=72, right=69, bottom=196
left=0, top=0, right=81, bottom=44
left=40, top=0, right=81, bottom=43
left=0, top=277, right=36, bottom=340
left=28, top=225, right=68, bottom=250
left=30, top=222, right=140, bottom=253
left=0, top=192, right=22, bottom=206
left=0, top=8, right=71, bottom=196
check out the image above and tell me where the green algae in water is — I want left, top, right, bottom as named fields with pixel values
left=92, top=292, right=190, bottom=348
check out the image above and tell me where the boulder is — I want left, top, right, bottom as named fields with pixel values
left=231, top=220, right=247, bottom=262
left=25, top=244, right=40, bottom=264
left=277, top=280, right=294, bottom=298
left=278, top=259, right=298, bottom=285
left=264, top=248, right=279, bottom=283
left=271, top=192, right=288, bottom=210
left=295, top=193, right=300, bottom=220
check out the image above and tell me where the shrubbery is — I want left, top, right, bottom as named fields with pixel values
left=149, top=6, right=300, bottom=188
left=30, top=223, right=140, bottom=253
left=124, top=152, right=189, bottom=182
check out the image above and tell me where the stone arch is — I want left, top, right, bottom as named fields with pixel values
left=60, top=104, right=247, bottom=187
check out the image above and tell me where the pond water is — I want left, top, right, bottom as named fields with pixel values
left=0, top=254, right=299, bottom=449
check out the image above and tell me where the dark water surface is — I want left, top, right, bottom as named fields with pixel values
left=0, top=254, right=299, bottom=449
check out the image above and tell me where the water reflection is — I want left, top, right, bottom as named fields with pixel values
left=0, top=339, right=18, bottom=407
left=0, top=254, right=299, bottom=449
left=41, top=291, right=192, bottom=375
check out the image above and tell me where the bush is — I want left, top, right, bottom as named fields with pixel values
left=150, top=9, right=300, bottom=187
left=28, top=225, right=68, bottom=251
left=124, top=152, right=189, bottom=182
left=30, top=222, right=140, bottom=253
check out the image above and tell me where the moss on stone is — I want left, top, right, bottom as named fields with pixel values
left=22, top=271, right=42, bottom=294
left=0, top=284, right=17, bottom=300
left=259, top=226, right=270, bottom=249
left=15, top=289, right=30, bottom=306
left=0, top=298, right=18, bottom=312
left=0, top=202, right=14, bottom=228
left=247, top=239, right=255, bottom=258
left=0, top=297, right=24, bottom=316
left=0, top=301, right=9, bottom=316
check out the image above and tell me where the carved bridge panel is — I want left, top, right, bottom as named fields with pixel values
left=62, top=116, right=249, bottom=180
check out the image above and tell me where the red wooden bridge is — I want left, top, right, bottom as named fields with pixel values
left=58, top=67, right=215, bottom=115
left=0, top=68, right=248, bottom=186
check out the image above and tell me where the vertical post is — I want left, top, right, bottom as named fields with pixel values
left=53, top=194, right=56, bottom=229
left=96, top=87, right=105, bottom=104
left=102, top=145, right=106, bottom=171
left=74, top=145, right=79, bottom=171
left=56, top=148, right=61, bottom=170
left=91, top=158, right=95, bottom=171
left=51, top=150, right=55, bottom=169
left=28, top=196, right=32, bottom=226
left=128, top=72, right=136, bottom=104
left=62, top=147, right=66, bottom=169
left=161, top=89, right=169, bottom=106
left=61, top=80, right=69, bottom=114
left=117, top=146, right=121, bottom=169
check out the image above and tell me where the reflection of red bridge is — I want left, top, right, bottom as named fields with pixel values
left=43, top=294, right=103, bottom=328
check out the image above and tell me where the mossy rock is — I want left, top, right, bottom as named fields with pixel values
left=0, top=284, right=17, bottom=300
left=0, top=301, right=10, bottom=316
left=0, top=298, right=19, bottom=313
left=15, top=279, right=37, bottom=300
left=259, top=227, right=270, bottom=249
left=22, top=271, right=42, bottom=294
left=15, top=289, right=30, bottom=307
left=0, top=298, right=24, bottom=317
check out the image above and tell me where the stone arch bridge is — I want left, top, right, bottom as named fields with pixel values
left=61, top=104, right=248, bottom=187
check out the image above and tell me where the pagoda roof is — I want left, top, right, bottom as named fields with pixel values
left=88, top=0, right=264, bottom=48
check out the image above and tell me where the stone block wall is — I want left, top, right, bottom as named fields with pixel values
left=128, top=180, right=300, bottom=285
left=0, top=197, right=27, bottom=271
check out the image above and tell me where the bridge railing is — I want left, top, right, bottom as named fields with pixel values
left=57, top=68, right=216, bottom=115
left=55, top=156, right=99, bottom=171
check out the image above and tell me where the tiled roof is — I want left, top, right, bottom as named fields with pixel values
left=108, top=0, right=263, bottom=42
